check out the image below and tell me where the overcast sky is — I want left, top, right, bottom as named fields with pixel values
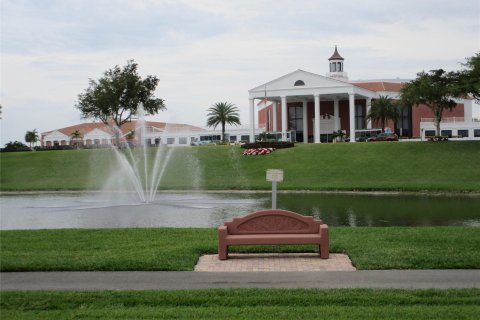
left=1, top=0, right=479, bottom=145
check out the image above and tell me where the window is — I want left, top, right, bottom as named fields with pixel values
left=200, top=135, right=220, bottom=142
left=441, top=130, right=452, bottom=138
left=330, top=63, right=336, bottom=72
left=355, top=105, right=366, bottom=130
left=240, top=135, right=249, bottom=142
left=167, top=138, right=175, bottom=144
left=288, top=105, right=304, bottom=142
left=294, top=80, right=305, bottom=86
left=179, top=137, right=187, bottom=144
left=474, top=129, right=480, bottom=137
left=425, top=130, right=436, bottom=137
left=337, top=62, right=342, bottom=72
left=229, top=136, right=237, bottom=142
left=396, top=106, right=411, bottom=137
left=458, top=130, right=469, bottom=137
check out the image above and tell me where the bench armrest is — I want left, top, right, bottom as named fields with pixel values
left=218, top=225, right=228, bottom=237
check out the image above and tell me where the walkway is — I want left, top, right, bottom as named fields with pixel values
left=2, top=270, right=479, bottom=290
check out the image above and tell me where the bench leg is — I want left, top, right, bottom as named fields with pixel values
left=320, top=224, right=329, bottom=259
left=218, top=244, right=228, bottom=260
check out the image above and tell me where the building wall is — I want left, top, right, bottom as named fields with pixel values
left=412, top=104, right=464, bottom=136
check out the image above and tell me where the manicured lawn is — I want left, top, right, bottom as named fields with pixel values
left=1, top=141, right=480, bottom=191
left=1, top=227, right=479, bottom=271
left=1, top=289, right=479, bottom=319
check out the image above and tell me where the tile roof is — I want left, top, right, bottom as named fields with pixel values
left=42, top=121, right=205, bottom=137
left=352, top=82, right=405, bottom=92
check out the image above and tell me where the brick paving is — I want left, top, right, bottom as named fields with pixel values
left=194, top=253, right=356, bottom=272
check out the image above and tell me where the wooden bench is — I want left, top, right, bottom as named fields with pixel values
left=218, top=209, right=329, bottom=260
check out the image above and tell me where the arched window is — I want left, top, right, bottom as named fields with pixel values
left=294, top=80, right=305, bottom=86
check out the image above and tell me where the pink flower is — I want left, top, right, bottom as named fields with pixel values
left=243, top=148, right=274, bottom=155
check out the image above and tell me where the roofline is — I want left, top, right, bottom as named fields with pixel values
left=249, top=69, right=355, bottom=93
left=350, top=79, right=412, bottom=84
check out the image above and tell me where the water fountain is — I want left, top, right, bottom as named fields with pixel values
left=105, top=104, right=174, bottom=203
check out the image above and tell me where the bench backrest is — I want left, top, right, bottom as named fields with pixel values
left=224, top=209, right=322, bottom=235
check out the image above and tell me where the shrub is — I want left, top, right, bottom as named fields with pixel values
left=1, top=141, right=31, bottom=152
left=241, top=141, right=294, bottom=149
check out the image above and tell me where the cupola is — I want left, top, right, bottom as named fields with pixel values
left=326, top=45, right=348, bottom=81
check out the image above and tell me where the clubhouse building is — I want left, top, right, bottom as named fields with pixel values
left=248, top=46, right=480, bottom=142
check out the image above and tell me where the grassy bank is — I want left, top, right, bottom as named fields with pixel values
left=1, top=227, right=479, bottom=271
left=1, top=141, right=480, bottom=191
left=1, top=289, right=479, bottom=319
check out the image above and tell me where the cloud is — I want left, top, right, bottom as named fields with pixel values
left=1, top=0, right=479, bottom=145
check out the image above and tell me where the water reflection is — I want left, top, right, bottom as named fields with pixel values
left=276, top=193, right=480, bottom=227
left=1, top=192, right=479, bottom=230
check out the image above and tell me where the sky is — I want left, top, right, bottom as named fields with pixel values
left=1, top=0, right=479, bottom=146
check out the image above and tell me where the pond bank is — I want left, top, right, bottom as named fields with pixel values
left=2, top=189, right=480, bottom=196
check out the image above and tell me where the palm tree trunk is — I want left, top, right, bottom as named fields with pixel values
left=222, top=121, right=226, bottom=142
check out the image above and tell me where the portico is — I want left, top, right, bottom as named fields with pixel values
left=248, top=69, right=376, bottom=143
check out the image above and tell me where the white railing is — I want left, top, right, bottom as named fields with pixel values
left=420, top=117, right=465, bottom=123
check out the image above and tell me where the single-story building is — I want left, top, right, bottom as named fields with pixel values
left=41, top=121, right=206, bottom=147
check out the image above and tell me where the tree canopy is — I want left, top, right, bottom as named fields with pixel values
left=400, top=69, right=457, bottom=136
left=206, top=102, right=241, bottom=142
left=24, top=129, right=39, bottom=148
left=76, top=60, right=166, bottom=129
left=452, top=52, right=480, bottom=103
left=367, top=95, right=398, bottom=132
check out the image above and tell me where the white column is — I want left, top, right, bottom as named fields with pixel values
left=302, top=100, right=308, bottom=143
left=464, top=99, right=473, bottom=123
left=249, top=98, right=255, bottom=143
left=272, top=101, right=277, bottom=132
left=314, top=94, right=320, bottom=143
left=366, top=97, right=372, bottom=129
left=281, top=96, right=287, bottom=141
left=333, top=98, right=339, bottom=132
left=349, top=93, right=356, bottom=143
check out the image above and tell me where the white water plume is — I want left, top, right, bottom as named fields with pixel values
left=103, top=104, right=176, bottom=203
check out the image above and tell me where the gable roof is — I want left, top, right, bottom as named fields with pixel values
left=249, top=69, right=352, bottom=93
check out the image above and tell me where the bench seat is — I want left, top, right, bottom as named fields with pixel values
left=224, top=233, right=322, bottom=245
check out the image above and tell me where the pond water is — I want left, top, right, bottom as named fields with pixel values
left=1, top=192, right=479, bottom=230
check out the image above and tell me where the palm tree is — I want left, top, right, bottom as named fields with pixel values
left=70, top=130, right=83, bottom=148
left=206, top=102, right=241, bottom=142
left=367, top=95, right=395, bottom=132
left=24, top=129, right=39, bottom=148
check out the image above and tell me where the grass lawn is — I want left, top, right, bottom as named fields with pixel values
left=1, top=141, right=480, bottom=191
left=1, top=227, right=479, bottom=271
left=1, top=289, right=479, bottom=319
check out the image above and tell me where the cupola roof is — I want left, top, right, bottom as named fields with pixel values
left=328, top=45, right=344, bottom=60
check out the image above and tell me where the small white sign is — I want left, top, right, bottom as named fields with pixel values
left=266, top=169, right=284, bottom=182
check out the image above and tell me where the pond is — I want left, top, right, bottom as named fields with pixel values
left=1, top=192, right=479, bottom=230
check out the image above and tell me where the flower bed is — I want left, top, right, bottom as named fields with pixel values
left=243, top=148, right=274, bottom=155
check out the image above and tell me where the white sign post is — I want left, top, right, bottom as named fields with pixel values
left=266, top=169, right=284, bottom=209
